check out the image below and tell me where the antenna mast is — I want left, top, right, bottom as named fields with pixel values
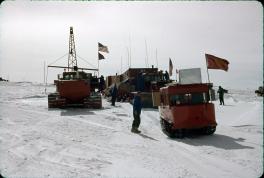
left=145, top=39, right=149, bottom=68
left=68, top=27, right=77, bottom=71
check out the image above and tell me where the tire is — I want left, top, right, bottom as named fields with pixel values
left=160, top=118, right=176, bottom=138
left=174, top=129, right=185, bottom=139
left=58, top=98, right=67, bottom=109
left=83, top=94, right=102, bottom=109
left=48, top=93, right=58, bottom=108
left=203, top=126, right=216, bottom=135
left=48, top=93, right=66, bottom=108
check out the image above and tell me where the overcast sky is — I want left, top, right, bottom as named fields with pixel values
left=0, top=1, right=262, bottom=89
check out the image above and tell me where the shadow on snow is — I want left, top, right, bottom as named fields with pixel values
left=137, top=133, right=159, bottom=141
left=171, top=134, right=254, bottom=150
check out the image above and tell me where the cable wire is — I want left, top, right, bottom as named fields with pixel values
left=76, top=54, right=97, bottom=69
left=47, top=53, right=68, bottom=66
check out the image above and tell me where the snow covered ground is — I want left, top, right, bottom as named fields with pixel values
left=0, top=82, right=263, bottom=178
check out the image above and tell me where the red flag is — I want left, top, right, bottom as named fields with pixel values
left=169, top=58, right=173, bottom=76
left=205, top=54, right=229, bottom=71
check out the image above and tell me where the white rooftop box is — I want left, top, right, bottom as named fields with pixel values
left=179, top=68, right=202, bottom=84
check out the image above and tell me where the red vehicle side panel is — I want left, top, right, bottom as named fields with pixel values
left=160, top=103, right=216, bottom=129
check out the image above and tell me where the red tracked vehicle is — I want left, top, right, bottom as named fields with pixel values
left=156, top=83, right=217, bottom=138
left=47, top=27, right=101, bottom=109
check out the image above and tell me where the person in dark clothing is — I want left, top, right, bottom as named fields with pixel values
left=158, top=70, right=163, bottom=81
left=111, top=84, right=118, bottom=106
left=217, top=86, right=227, bottom=105
left=136, top=72, right=145, bottom=92
left=131, top=92, right=142, bottom=133
left=164, top=70, right=169, bottom=81
left=99, top=75, right=105, bottom=92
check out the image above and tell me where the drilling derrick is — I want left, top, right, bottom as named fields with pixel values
left=47, top=27, right=102, bottom=109
left=68, top=27, right=77, bottom=71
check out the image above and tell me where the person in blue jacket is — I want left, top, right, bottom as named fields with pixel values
left=131, top=92, right=142, bottom=133
left=111, top=84, right=118, bottom=106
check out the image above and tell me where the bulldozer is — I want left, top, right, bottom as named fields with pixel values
left=47, top=27, right=102, bottom=109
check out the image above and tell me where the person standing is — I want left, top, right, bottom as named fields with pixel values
left=131, top=92, right=142, bottom=133
left=217, top=86, right=227, bottom=105
left=99, top=75, right=105, bottom=92
left=164, top=70, right=169, bottom=81
left=136, top=72, right=145, bottom=92
left=111, top=84, right=118, bottom=106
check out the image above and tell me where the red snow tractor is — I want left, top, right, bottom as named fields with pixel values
left=48, top=70, right=101, bottom=109
left=153, top=83, right=217, bottom=138
left=47, top=27, right=102, bottom=109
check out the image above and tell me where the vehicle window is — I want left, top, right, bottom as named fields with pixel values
left=170, top=95, right=180, bottom=105
left=191, top=93, right=204, bottom=104
left=170, top=94, right=184, bottom=106
left=169, top=92, right=208, bottom=106
left=64, top=74, right=70, bottom=80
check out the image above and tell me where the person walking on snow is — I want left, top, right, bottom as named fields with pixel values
left=111, top=84, right=118, bottom=106
left=217, top=86, right=227, bottom=105
left=131, top=92, right=142, bottom=133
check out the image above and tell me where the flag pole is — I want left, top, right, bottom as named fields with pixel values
left=205, top=55, right=210, bottom=83
left=205, top=54, right=211, bottom=102
left=44, top=60, right=47, bottom=94
left=206, top=66, right=210, bottom=83
left=44, top=60, right=46, bottom=84
left=175, top=69, right=177, bottom=82
left=98, top=57, right=100, bottom=77
left=45, top=65, right=49, bottom=94
left=126, top=47, right=130, bottom=68
left=121, top=56, right=123, bottom=74
left=145, top=39, right=149, bottom=68
left=156, top=48, right=158, bottom=68
left=98, top=43, right=99, bottom=77
left=129, top=33, right=132, bottom=67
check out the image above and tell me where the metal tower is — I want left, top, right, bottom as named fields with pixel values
left=68, top=27, right=77, bottom=71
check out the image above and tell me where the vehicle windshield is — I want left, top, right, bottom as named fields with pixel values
left=61, top=72, right=90, bottom=80
left=169, top=92, right=209, bottom=106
